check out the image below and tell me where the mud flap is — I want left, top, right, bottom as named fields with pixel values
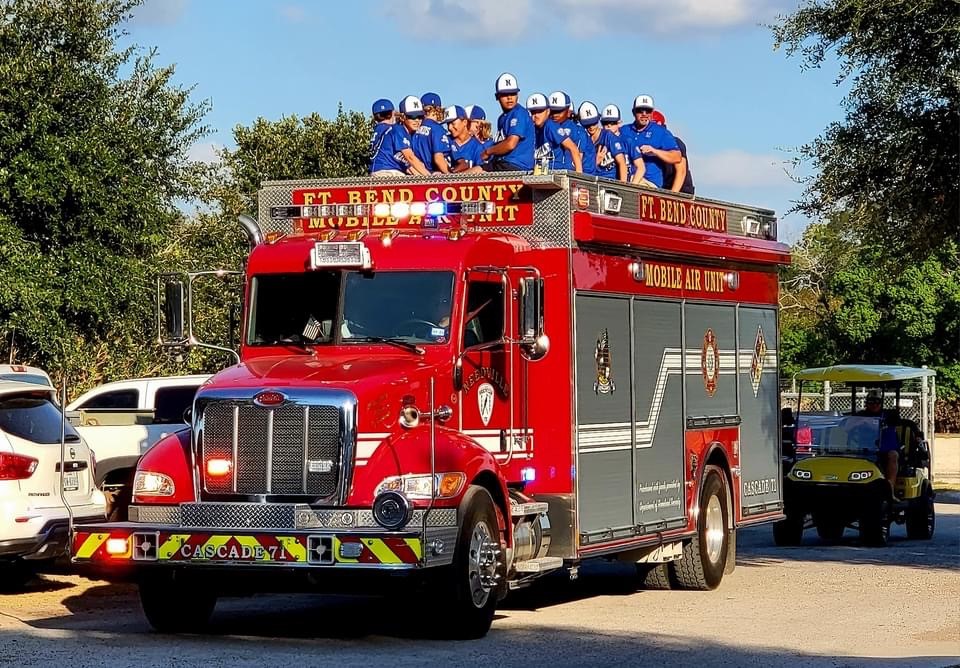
left=724, top=529, right=736, bottom=575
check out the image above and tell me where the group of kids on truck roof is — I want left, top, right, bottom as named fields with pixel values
left=370, top=72, right=695, bottom=195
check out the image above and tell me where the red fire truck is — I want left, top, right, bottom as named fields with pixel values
left=72, top=172, right=790, bottom=638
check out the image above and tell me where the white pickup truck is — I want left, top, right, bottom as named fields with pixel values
left=66, top=375, right=210, bottom=520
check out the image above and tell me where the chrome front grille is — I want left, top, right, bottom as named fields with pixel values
left=200, top=400, right=343, bottom=498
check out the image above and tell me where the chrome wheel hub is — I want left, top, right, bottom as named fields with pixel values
left=468, top=519, right=500, bottom=607
left=704, top=495, right=725, bottom=564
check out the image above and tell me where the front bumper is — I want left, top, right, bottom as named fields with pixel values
left=783, top=478, right=890, bottom=515
left=71, top=502, right=460, bottom=571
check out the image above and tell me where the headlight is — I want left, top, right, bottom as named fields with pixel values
left=133, top=471, right=175, bottom=497
left=793, top=469, right=812, bottom=480
left=849, top=470, right=874, bottom=481
left=375, top=472, right=466, bottom=499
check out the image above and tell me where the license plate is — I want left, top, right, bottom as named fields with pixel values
left=62, top=471, right=79, bottom=491
left=159, top=534, right=310, bottom=563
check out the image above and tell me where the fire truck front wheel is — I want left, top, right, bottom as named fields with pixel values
left=671, top=465, right=729, bottom=590
left=434, top=485, right=504, bottom=639
left=139, top=572, right=217, bottom=633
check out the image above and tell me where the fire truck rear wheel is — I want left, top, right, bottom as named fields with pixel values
left=670, top=466, right=729, bottom=590
left=435, top=485, right=504, bottom=639
left=139, top=572, right=217, bottom=633
left=637, top=563, right=671, bottom=590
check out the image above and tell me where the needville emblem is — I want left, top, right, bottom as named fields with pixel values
left=594, top=328, right=616, bottom=395
left=701, top=328, right=720, bottom=397
left=477, top=383, right=495, bottom=426
left=750, top=324, right=768, bottom=397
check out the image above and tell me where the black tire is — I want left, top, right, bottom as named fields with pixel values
left=773, top=510, right=805, bottom=546
left=139, top=572, right=217, bottom=633
left=859, top=498, right=891, bottom=547
left=0, top=560, right=35, bottom=592
left=670, top=466, right=729, bottom=590
left=906, top=488, right=935, bottom=540
left=434, top=485, right=504, bottom=639
left=637, top=563, right=671, bottom=590
left=814, top=514, right=845, bottom=541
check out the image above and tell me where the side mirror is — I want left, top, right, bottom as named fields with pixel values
left=781, top=406, right=795, bottom=427
left=159, top=276, right=187, bottom=345
left=518, top=277, right=548, bottom=361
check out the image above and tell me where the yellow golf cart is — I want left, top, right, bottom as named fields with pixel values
left=775, top=365, right=936, bottom=547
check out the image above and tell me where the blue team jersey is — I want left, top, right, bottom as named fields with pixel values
left=614, top=129, right=639, bottom=179
left=534, top=119, right=565, bottom=169
left=621, top=122, right=679, bottom=187
left=496, top=106, right=535, bottom=170
left=450, top=136, right=484, bottom=168
left=370, top=122, right=392, bottom=163
left=412, top=119, right=450, bottom=172
left=370, top=124, right=413, bottom=173
left=595, top=128, right=626, bottom=179
left=572, top=123, right=596, bottom=176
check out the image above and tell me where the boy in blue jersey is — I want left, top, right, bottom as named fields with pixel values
left=528, top=93, right=580, bottom=174
left=601, top=104, right=646, bottom=183
left=466, top=105, right=494, bottom=151
left=412, top=92, right=451, bottom=173
left=444, top=105, right=485, bottom=173
left=579, top=101, right=627, bottom=181
left=480, top=72, right=535, bottom=172
left=620, top=94, right=681, bottom=188
left=369, top=98, right=396, bottom=173
left=546, top=91, right=586, bottom=174
left=370, top=95, right=431, bottom=177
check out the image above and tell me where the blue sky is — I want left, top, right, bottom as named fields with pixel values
left=127, top=0, right=848, bottom=242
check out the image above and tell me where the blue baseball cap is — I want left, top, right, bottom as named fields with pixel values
left=466, top=104, right=486, bottom=121
left=371, top=98, right=393, bottom=115
left=578, top=101, right=600, bottom=127
left=526, top=93, right=548, bottom=112
left=601, top=104, right=621, bottom=123
left=421, top=92, right=442, bottom=107
left=443, top=105, right=468, bottom=123
left=548, top=91, right=571, bottom=111
left=495, top=72, right=520, bottom=95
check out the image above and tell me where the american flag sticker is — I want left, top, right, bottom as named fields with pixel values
left=302, top=316, right=321, bottom=341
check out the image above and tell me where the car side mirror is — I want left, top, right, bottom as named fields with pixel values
left=159, top=276, right=187, bottom=345
left=518, top=277, right=548, bottom=361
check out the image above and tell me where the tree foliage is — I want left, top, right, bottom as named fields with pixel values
left=773, top=0, right=960, bottom=256
left=0, top=0, right=209, bottom=390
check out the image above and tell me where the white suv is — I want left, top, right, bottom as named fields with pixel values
left=0, top=378, right=106, bottom=589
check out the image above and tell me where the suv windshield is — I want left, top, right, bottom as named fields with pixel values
left=247, top=270, right=454, bottom=346
left=796, top=414, right=882, bottom=457
left=0, top=394, right=80, bottom=444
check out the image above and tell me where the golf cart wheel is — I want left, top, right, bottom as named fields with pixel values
left=906, top=487, right=935, bottom=540
left=773, top=512, right=804, bottom=546
left=859, top=498, right=891, bottom=547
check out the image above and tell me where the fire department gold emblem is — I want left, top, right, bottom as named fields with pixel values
left=594, top=329, right=615, bottom=395
left=701, top=328, right=719, bottom=397
left=750, top=324, right=767, bottom=397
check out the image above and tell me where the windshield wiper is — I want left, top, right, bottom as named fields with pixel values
left=348, top=336, right=424, bottom=355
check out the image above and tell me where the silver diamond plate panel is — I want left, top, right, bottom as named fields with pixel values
left=129, top=505, right=180, bottom=525
left=296, top=507, right=458, bottom=529
left=180, top=502, right=299, bottom=530
left=256, top=172, right=777, bottom=245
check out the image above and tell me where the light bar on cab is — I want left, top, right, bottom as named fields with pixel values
left=270, top=200, right=496, bottom=221
left=310, top=242, right=373, bottom=270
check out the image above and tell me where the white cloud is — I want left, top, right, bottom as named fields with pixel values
left=187, top=142, right=223, bottom=165
left=280, top=4, right=307, bottom=22
left=130, top=0, right=188, bottom=26
left=384, top=0, right=533, bottom=42
left=693, top=149, right=791, bottom=188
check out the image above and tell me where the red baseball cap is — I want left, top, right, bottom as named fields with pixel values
left=651, top=109, right=666, bottom=126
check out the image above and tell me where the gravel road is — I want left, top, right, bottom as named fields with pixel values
left=1, top=504, right=957, bottom=668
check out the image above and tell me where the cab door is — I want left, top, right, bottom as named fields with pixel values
left=457, top=275, right=517, bottom=466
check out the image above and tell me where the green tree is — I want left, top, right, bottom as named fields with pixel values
left=773, top=0, right=960, bottom=256
left=0, top=0, right=209, bottom=389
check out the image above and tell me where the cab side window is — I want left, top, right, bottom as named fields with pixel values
left=77, top=389, right=139, bottom=410
left=464, top=281, right=505, bottom=348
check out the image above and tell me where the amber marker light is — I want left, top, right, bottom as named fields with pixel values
left=206, top=458, right=232, bottom=477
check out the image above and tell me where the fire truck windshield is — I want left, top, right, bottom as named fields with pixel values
left=247, top=270, right=455, bottom=347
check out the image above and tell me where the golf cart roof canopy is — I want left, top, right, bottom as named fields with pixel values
left=794, top=365, right=936, bottom=384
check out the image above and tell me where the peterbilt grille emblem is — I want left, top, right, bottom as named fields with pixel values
left=254, top=390, right=287, bottom=407
left=307, top=459, right=334, bottom=474
left=594, top=328, right=615, bottom=395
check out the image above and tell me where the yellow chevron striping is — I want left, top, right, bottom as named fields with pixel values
left=276, top=536, right=307, bottom=562
left=364, top=538, right=401, bottom=564
left=158, top=534, right=193, bottom=559
left=234, top=535, right=270, bottom=561
left=75, top=533, right=110, bottom=559
left=403, top=538, right=423, bottom=560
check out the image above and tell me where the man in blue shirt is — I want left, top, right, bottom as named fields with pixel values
left=651, top=109, right=695, bottom=195
left=579, top=101, right=627, bottom=181
left=620, top=94, right=681, bottom=188
left=444, top=105, right=485, bottom=173
left=545, top=91, right=584, bottom=173
left=413, top=92, right=451, bottom=173
left=601, top=104, right=646, bottom=183
left=466, top=105, right=494, bottom=152
left=370, top=96, right=431, bottom=177
left=481, top=72, right=535, bottom=172
left=527, top=93, right=577, bottom=174
left=369, top=98, right=395, bottom=172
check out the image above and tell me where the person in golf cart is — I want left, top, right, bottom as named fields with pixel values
left=853, top=389, right=915, bottom=498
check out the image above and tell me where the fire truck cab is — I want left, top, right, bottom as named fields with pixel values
left=72, top=172, right=790, bottom=638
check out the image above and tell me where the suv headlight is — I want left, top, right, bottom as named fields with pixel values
left=375, top=473, right=465, bottom=499
left=133, top=471, right=175, bottom=497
